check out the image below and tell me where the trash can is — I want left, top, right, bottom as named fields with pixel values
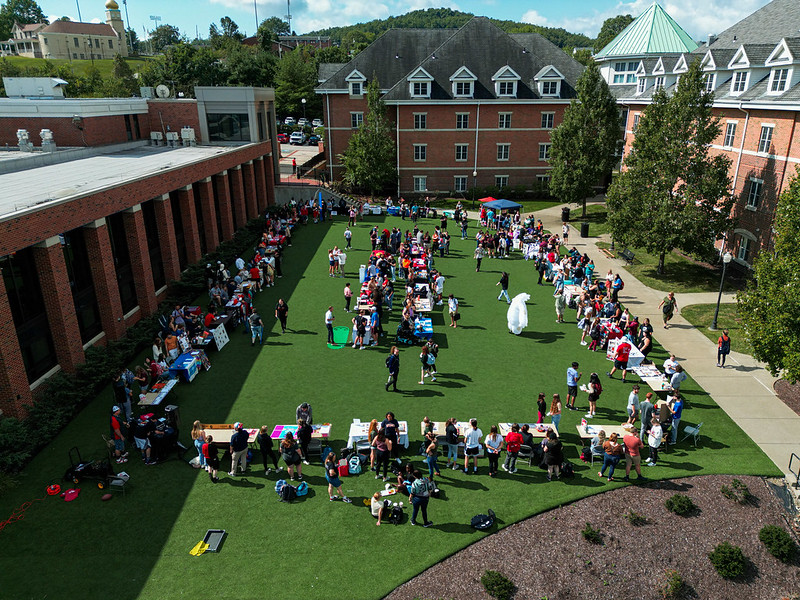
left=164, top=404, right=180, bottom=430
left=561, top=207, right=571, bottom=222
left=580, top=222, right=590, bottom=238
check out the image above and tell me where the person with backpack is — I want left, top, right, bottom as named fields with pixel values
left=385, top=346, right=400, bottom=392
left=249, top=309, right=263, bottom=346
left=717, top=329, right=731, bottom=367
left=257, top=425, right=280, bottom=475
left=202, top=435, right=220, bottom=483
left=324, top=452, right=352, bottom=503
left=586, top=373, right=602, bottom=419
left=280, top=431, right=304, bottom=481
left=658, top=291, right=678, bottom=329
left=502, top=423, right=523, bottom=474
left=407, top=469, right=433, bottom=527
left=419, top=346, right=436, bottom=384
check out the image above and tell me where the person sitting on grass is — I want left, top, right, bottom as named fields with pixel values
left=371, top=492, right=389, bottom=525
left=324, top=452, right=352, bottom=503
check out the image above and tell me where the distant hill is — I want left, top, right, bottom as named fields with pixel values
left=305, top=8, right=593, bottom=50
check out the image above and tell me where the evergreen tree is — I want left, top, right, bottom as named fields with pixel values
left=339, top=77, right=396, bottom=197
left=549, top=61, right=620, bottom=218
left=274, top=47, right=319, bottom=118
left=606, top=59, right=734, bottom=273
left=737, top=169, right=800, bottom=382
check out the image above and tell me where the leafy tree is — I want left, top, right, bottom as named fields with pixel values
left=549, top=61, right=620, bottom=217
left=257, top=16, right=289, bottom=48
left=125, top=27, right=141, bottom=54
left=314, top=45, right=350, bottom=65
left=594, top=14, right=634, bottom=52
left=339, top=77, right=396, bottom=196
left=225, top=46, right=277, bottom=87
left=606, top=59, right=734, bottom=273
left=57, top=15, right=69, bottom=21
left=103, top=54, right=137, bottom=96
left=140, top=42, right=222, bottom=96
left=150, top=24, right=182, bottom=53
left=570, top=48, right=594, bottom=66
left=737, top=169, right=800, bottom=382
left=0, top=0, right=47, bottom=40
left=209, top=16, right=243, bottom=50
left=274, top=46, right=319, bottom=118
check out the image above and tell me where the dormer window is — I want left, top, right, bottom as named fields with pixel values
left=454, top=81, right=473, bottom=97
left=535, top=65, right=564, bottom=97
left=350, top=82, right=362, bottom=95
left=731, top=71, right=748, bottom=94
left=769, top=68, right=789, bottom=93
left=542, top=81, right=559, bottom=95
left=411, top=82, right=430, bottom=97
left=497, top=81, right=515, bottom=96
left=492, top=66, right=520, bottom=98
left=345, top=69, right=367, bottom=97
left=450, top=66, right=477, bottom=98
left=654, top=76, right=665, bottom=91
left=636, top=78, right=646, bottom=94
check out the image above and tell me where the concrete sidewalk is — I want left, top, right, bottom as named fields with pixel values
left=530, top=203, right=800, bottom=482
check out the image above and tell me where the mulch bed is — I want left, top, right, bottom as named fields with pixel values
left=774, top=380, right=800, bottom=417
left=385, top=475, right=799, bottom=600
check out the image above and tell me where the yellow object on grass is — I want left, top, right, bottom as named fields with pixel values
left=189, top=541, right=209, bottom=556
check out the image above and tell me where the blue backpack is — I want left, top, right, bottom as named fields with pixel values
left=348, top=454, right=362, bottom=474
left=296, top=481, right=309, bottom=496
left=275, top=479, right=287, bottom=494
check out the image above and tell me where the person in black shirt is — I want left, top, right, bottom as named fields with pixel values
left=203, top=435, right=220, bottom=483
left=229, top=422, right=249, bottom=476
left=257, top=425, right=280, bottom=474
left=297, top=419, right=312, bottom=466
left=382, top=411, right=401, bottom=463
left=275, top=298, right=289, bottom=334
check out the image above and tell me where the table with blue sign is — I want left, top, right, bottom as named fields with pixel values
left=168, top=350, right=209, bottom=383
left=414, top=317, right=433, bottom=341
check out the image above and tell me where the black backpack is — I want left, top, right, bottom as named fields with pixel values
left=561, top=461, right=575, bottom=479
left=280, top=483, right=298, bottom=502
left=471, top=509, right=496, bottom=531
left=340, top=447, right=352, bottom=460
left=389, top=505, right=403, bottom=525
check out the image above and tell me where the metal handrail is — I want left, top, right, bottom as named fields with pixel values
left=789, top=453, right=800, bottom=488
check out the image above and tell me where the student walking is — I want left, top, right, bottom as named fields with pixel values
left=496, top=271, right=511, bottom=303
left=658, top=291, right=678, bottom=329
left=717, top=329, right=731, bottom=367
left=343, top=283, right=353, bottom=312
left=385, top=346, right=400, bottom=392
left=275, top=299, right=289, bottom=334
left=408, top=469, right=433, bottom=527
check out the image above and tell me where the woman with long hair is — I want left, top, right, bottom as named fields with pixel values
left=537, top=393, right=547, bottom=423
left=371, top=428, right=392, bottom=481
left=367, top=419, right=379, bottom=470
left=445, top=418, right=460, bottom=469
left=599, top=432, right=624, bottom=482
left=423, top=431, right=440, bottom=480
left=586, top=373, right=602, bottom=418
left=484, top=425, right=502, bottom=477
left=549, top=393, right=562, bottom=432
left=542, top=430, right=563, bottom=481
left=257, top=425, right=280, bottom=475
left=324, top=452, right=352, bottom=503
left=280, top=431, right=304, bottom=481
left=191, top=420, right=207, bottom=470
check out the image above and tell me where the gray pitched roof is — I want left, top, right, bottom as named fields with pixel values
left=741, top=43, right=780, bottom=66
left=700, top=0, right=800, bottom=50
left=318, top=63, right=345, bottom=83
left=784, top=37, right=800, bottom=59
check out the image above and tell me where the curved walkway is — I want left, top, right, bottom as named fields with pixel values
left=527, top=203, right=799, bottom=482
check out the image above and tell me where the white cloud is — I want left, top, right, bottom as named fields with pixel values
left=520, top=9, right=548, bottom=26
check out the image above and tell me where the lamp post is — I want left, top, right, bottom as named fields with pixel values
left=472, top=170, right=477, bottom=209
left=710, top=251, right=732, bottom=330
left=301, top=98, right=306, bottom=122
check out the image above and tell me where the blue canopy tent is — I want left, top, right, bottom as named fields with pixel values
left=483, top=198, right=522, bottom=211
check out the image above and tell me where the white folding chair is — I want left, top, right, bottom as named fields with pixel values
left=681, top=422, right=703, bottom=447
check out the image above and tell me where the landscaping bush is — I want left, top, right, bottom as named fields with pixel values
left=665, top=494, right=696, bottom=516
left=759, top=525, right=796, bottom=562
left=721, top=478, right=753, bottom=504
left=625, top=509, right=648, bottom=526
left=708, top=542, right=746, bottom=579
left=481, top=570, right=515, bottom=600
left=581, top=522, right=603, bottom=544
left=660, top=569, right=688, bottom=600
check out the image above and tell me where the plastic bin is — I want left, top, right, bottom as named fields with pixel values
left=561, top=207, right=571, bottom=222
left=580, top=222, right=590, bottom=238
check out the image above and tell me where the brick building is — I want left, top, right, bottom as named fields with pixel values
left=0, top=85, right=279, bottom=418
left=316, top=17, right=585, bottom=196
left=607, top=0, right=800, bottom=267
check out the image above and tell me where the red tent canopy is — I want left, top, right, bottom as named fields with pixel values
left=478, top=197, right=497, bottom=203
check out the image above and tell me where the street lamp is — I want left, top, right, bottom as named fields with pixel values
left=710, top=251, right=732, bottom=330
left=472, top=170, right=477, bottom=209
left=301, top=98, right=306, bottom=121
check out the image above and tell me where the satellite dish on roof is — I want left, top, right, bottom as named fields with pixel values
left=155, top=84, right=170, bottom=98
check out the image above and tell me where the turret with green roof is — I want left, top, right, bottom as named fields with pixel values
left=595, top=2, right=698, bottom=59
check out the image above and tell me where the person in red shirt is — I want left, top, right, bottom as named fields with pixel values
left=204, top=307, right=216, bottom=329
left=502, top=423, right=523, bottom=474
left=249, top=265, right=262, bottom=291
left=110, top=406, right=128, bottom=464
left=623, top=431, right=645, bottom=481
left=606, top=340, right=632, bottom=383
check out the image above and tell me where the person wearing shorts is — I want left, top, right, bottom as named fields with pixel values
left=324, top=452, right=351, bottom=503
left=623, top=431, right=645, bottom=481
left=463, top=418, right=483, bottom=474
left=658, top=291, right=678, bottom=329
left=566, top=362, right=581, bottom=410
left=606, top=340, right=631, bottom=383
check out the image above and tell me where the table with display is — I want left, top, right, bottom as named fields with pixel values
left=420, top=420, right=471, bottom=436
left=270, top=423, right=331, bottom=440
left=498, top=422, right=559, bottom=438
left=630, top=365, right=672, bottom=393
left=563, top=284, right=583, bottom=306
left=606, top=336, right=645, bottom=368
left=201, top=424, right=259, bottom=446
left=414, top=317, right=433, bottom=340
left=348, top=420, right=409, bottom=449
left=168, top=351, right=206, bottom=383
left=575, top=423, right=636, bottom=440
left=138, top=378, right=179, bottom=407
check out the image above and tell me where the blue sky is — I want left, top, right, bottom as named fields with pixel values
left=48, top=0, right=772, bottom=41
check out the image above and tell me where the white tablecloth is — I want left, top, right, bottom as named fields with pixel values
left=347, top=421, right=409, bottom=449
left=606, top=336, right=644, bottom=368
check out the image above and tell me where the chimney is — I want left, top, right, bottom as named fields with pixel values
left=707, top=34, right=717, bottom=46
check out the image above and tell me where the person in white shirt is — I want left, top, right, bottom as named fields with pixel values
left=663, top=354, right=679, bottom=377
left=646, top=418, right=662, bottom=466
left=463, top=418, right=483, bottom=474
left=448, top=294, right=459, bottom=328
left=337, top=249, right=347, bottom=277
left=626, top=385, right=640, bottom=424
left=434, top=273, right=445, bottom=305
left=324, top=306, right=335, bottom=345
left=235, top=256, right=246, bottom=272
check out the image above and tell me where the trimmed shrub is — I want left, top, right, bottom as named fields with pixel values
left=759, top=525, right=796, bottom=562
left=581, top=522, right=603, bottom=544
left=625, top=509, right=648, bottom=526
left=665, top=494, right=696, bottom=516
left=481, top=570, right=515, bottom=600
left=660, top=569, right=688, bottom=600
left=708, top=542, right=746, bottom=579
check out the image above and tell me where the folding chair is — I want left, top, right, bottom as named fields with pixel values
left=681, top=422, right=703, bottom=447
left=517, top=444, right=534, bottom=466
left=590, top=447, right=604, bottom=465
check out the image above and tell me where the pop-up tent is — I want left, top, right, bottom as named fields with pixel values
left=483, top=198, right=522, bottom=211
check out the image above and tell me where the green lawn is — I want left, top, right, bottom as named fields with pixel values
left=681, top=303, right=754, bottom=357
left=0, top=216, right=779, bottom=600
left=597, top=242, right=749, bottom=294
left=430, top=196, right=560, bottom=213
left=3, top=55, right=153, bottom=78
left=573, top=202, right=610, bottom=237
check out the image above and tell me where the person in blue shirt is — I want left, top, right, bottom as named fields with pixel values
left=369, top=307, right=380, bottom=346
left=566, top=361, right=582, bottom=410
left=669, top=394, right=684, bottom=445
left=611, top=274, right=624, bottom=302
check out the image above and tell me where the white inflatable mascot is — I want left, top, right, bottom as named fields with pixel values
left=507, top=293, right=531, bottom=335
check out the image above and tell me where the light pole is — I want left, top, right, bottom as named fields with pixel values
left=472, top=170, right=477, bottom=209
left=301, top=98, right=306, bottom=122
left=710, top=251, right=732, bottom=330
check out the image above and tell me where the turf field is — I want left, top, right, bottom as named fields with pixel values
left=0, top=213, right=780, bottom=600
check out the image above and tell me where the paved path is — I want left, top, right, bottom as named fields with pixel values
left=526, top=203, right=799, bottom=481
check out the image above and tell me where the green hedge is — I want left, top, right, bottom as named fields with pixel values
left=0, top=217, right=266, bottom=475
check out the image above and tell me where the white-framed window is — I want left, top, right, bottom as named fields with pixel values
left=612, top=61, right=639, bottom=84
left=456, top=113, right=469, bottom=129
left=737, top=236, right=752, bottom=263
left=539, top=143, right=551, bottom=161
left=411, top=81, right=430, bottom=97
left=723, top=122, right=737, bottom=147
left=497, top=81, right=516, bottom=96
left=455, top=144, right=468, bottom=162
left=541, top=81, right=559, bottom=96
left=637, top=78, right=646, bottom=94
left=498, top=113, right=511, bottom=129
left=496, top=144, right=510, bottom=161
left=413, top=113, right=426, bottom=130
left=349, top=81, right=362, bottom=96
left=453, top=81, right=473, bottom=97
left=746, top=178, right=763, bottom=209
left=454, top=176, right=467, bottom=192
left=770, top=68, right=789, bottom=93
left=537, top=174, right=551, bottom=183
left=413, top=144, right=426, bottom=162
left=495, top=175, right=509, bottom=188
left=731, top=71, right=748, bottom=94
left=413, top=176, right=427, bottom=192
left=350, top=112, right=363, bottom=129
left=704, top=73, right=715, bottom=93
left=757, top=125, right=774, bottom=153
left=632, top=114, right=640, bottom=132
left=541, top=112, right=554, bottom=129
left=654, top=76, right=665, bottom=91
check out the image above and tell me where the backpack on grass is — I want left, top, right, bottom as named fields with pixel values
left=296, top=481, right=309, bottom=496
left=348, top=454, right=362, bottom=474
left=389, top=505, right=404, bottom=525
left=561, top=461, right=575, bottom=479
left=279, top=483, right=298, bottom=502
left=471, top=509, right=496, bottom=531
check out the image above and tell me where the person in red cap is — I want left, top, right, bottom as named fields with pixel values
left=110, top=406, right=128, bottom=464
left=229, top=422, right=249, bottom=476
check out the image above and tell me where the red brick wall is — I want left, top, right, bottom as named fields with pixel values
left=144, top=100, right=202, bottom=143
left=0, top=114, right=132, bottom=146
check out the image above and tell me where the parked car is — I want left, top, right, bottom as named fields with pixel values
left=307, top=134, right=320, bottom=145
left=297, top=118, right=308, bottom=127
left=290, top=131, right=306, bottom=145
left=277, top=133, right=289, bottom=143
left=312, top=119, right=323, bottom=127
left=284, top=116, right=296, bottom=125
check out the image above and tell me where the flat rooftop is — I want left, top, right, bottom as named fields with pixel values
left=0, top=143, right=247, bottom=221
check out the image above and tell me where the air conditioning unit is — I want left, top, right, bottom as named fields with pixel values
left=150, top=131, right=163, bottom=146
left=180, top=127, right=196, bottom=146
left=139, top=86, right=155, bottom=98
left=16, top=129, right=33, bottom=152
left=165, top=131, right=179, bottom=147
left=40, top=128, right=56, bottom=152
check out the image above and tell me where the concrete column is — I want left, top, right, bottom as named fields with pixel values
left=253, top=157, right=268, bottom=213
left=214, top=171, right=235, bottom=241
left=177, top=185, right=202, bottom=264
left=262, top=155, right=276, bottom=206
left=32, top=237, right=86, bottom=373
left=0, top=269, right=35, bottom=419
left=122, top=205, right=158, bottom=315
left=197, top=177, right=219, bottom=252
left=230, top=165, right=247, bottom=229
left=83, top=219, right=126, bottom=340
left=153, top=194, right=181, bottom=283
left=242, top=161, right=258, bottom=219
